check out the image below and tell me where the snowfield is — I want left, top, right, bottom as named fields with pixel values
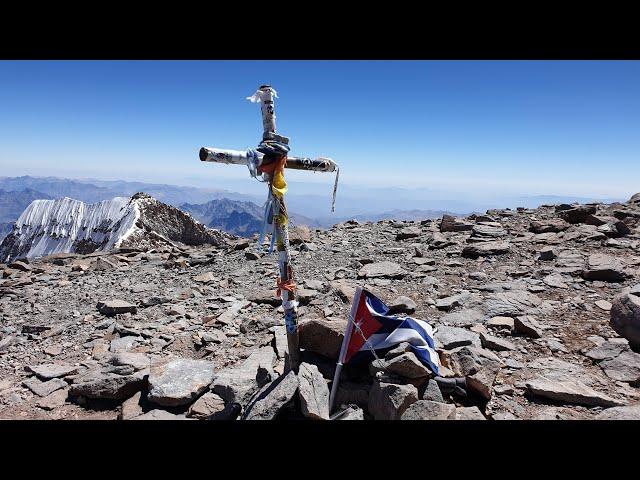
left=2, top=197, right=139, bottom=261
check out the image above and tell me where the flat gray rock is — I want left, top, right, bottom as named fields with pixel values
left=595, top=405, right=640, bottom=420
left=109, top=336, right=142, bottom=353
left=599, top=351, right=640, bottom=384
left=480, top=332, right=516, bottom=351
left=22, top=377, right=68, bottom=397
left=401, top=400, right=456, bottom=420
left=26, top=363, right=79, bottom=380
left=435, top=326, right=481, bottom=350
left=526, top=376, right=623, bottom=407
left=485, top=291, right=542, bottom=317
left=530, top=219, right=569, bottom=234
left=455, top=406, right=486, bottom=420
left=148, top=359, right=216, bottom=407
left=436, top=291, right=471, bottom=311
left=471, top=222, right=507, bottom=238
left=543, top=273, right=569, bottom=289
left=440, top=215, right=473, bottom=232
left=439, top=308, right=485, bottom=327
left=357, top=261, right=406, bottom=279
left=584, top=341, right=629, bottom=361
left=136, top=409, right=186, bottom=420
left=462, top=241, right=511, bottom=259
left=36, top=388, right=69, bottom=410
left=97, top=299, right=137, bottom=316
left=107, top=352, right=150, bottom=371
left=395, top=226, right=421, bottom=240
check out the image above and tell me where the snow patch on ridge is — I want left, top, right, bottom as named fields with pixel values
left=5, top=196, right=138, bottom=260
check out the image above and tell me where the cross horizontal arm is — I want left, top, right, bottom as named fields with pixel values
left=199, top=146, right=338, bottom=173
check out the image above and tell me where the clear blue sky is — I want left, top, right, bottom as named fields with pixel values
left=0, top=60, right=638, bottom=197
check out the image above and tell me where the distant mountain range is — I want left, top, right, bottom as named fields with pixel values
left=0, top=176, right=627, bottom=239
left=181, top=198, right=319, bottom=237
left=0, top=175, right=256, bottom=206
left=0, top=176, right=320, bottom=240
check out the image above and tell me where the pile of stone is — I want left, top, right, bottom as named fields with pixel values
left=2, top=192, right=640, bottom=420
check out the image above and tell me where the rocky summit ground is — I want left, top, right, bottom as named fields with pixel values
left=1, top=194, right=640, bottom=421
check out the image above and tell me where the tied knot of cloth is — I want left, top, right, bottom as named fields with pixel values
left=258, top=154, right=288, bottom=199
left=276, top=264, right=296, bottom=298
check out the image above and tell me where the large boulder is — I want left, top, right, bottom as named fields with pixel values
left=298, top=317, right=346, bottom=360
left=629, top=192, right=640, bottom=204
left=610, top=285, right=640, bottom=346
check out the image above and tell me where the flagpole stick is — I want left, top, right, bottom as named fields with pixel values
left=329, top=286, right=363, bottom=414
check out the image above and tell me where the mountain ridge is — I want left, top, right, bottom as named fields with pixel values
left=0, top=192, right=233, bottom=262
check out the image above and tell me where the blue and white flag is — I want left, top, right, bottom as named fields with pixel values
left=341, top=288, right=441, bottom=375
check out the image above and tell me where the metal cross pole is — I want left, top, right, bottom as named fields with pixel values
left=199, top=85, right=339, bottom=372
